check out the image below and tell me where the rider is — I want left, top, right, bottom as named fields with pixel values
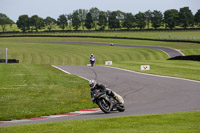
left=90, top=54, right=95, bottom=66
left=89, top=79, right=122, bottom=104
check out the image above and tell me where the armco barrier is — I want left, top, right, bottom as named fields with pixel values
left=0, top=59, right=19, bottom=63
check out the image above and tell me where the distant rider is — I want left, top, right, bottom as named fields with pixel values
left=89, top=79, right=122, bottom=104
left=90, top=54, right=95, bottom=67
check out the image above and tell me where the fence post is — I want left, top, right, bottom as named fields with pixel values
left=6, top=48, right=7, bottom=64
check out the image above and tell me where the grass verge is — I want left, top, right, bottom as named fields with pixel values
left=0, top=111, right=200, bottom=133
left=113, top=60, right=200, bottom=81
left=0, top=64, right=96, bottom=121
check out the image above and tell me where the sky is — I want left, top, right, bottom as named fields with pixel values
left=1, top=0, right=200, bottom=22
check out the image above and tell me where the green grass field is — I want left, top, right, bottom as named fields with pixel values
left=0, top=40, right=169, bottom=65
left=0, top=37, right=200, bottom=121
left=0, top=36, right=200, bottom=132
left=0, top=64, right=96, bottom=121
left=1, top=37, right=200, bottom=55
left=1, top=111, right=200, bottom=133
left=34, top=30, right=200, bottom=41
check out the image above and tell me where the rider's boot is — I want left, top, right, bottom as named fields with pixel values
left=113, top=96, right=122, bottom=105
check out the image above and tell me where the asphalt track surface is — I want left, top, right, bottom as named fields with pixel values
left=2, top=65, right=200, bottom=126
left=17, top=41, right=184, bottom=58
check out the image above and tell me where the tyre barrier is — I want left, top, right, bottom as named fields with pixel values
left=0, top=59, right=19, bottom=63
left=168, top=55, right=200, bottom=61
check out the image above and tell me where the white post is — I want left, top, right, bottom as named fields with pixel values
left=5, top=48, right=7, bottom=64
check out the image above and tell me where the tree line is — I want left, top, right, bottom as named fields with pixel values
left=0, top=7, right=200, bottom=32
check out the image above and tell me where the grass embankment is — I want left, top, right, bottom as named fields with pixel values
left=1, top=30, right=200, bottom=42
left=38, top=30, right=200, bottom=41
left=1, top=111, right=200, bottom=133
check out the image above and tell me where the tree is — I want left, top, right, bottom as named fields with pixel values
left=0, top=13, right=14, bottom=32
left=85, top=12, right=93, bottom=30
left=116, top=10, right=125, bottom=29
left=77, top=9, right=88, bottom=30
left=144, top=10, right=152, bottom=29
left=16, top=15, right=30, bottom=32
left=98, top=11, right=107, bottom=30
left=44, top=17, right=56, bottom=31
left=151, top=10, right=163, bottom=29
left=179, top=7, right=194, bottom=29
left=106, top=10, right=112, bottom=29
left=57, top=14, right=68, bottom=30
left=66, top=13, right=73, bottom=30
left=89, top=7, right=100, bottom=30
left=30, top=15, right=44, bottom=32
left=194, top=9, right=200, bottom=27
left=108, top=11, right=120, bottom=30
left=123, top=13, right=135, bottom=30
left=72, top=11, right=81, bottom=30
left=164, top=9, right=179, bottom=29
left=135, top=12, right=146, bottom=30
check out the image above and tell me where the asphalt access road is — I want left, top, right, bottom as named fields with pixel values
left=17, top=41, right=184, bottom=58
left=2, top=65, right=200, bottom=126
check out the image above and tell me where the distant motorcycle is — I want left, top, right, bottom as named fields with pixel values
left=91, top=89, right=125, bottom=113
left=90, top=57, right=95, bottom=67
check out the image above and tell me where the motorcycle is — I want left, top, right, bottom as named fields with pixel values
left=90, top=58, right=95, bottom=67
left=91, top=89, right=125, bottom=113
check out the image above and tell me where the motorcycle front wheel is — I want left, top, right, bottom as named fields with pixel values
left=98, top=99, right=110, bottom=113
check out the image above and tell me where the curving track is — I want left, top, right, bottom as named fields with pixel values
left=16, top=41, right=184, bottom=58
left=1, top=41, right=197, bottom=127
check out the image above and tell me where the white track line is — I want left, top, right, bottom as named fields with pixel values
left=158, top=49, right=170, bottom=58
left=52, top=65, right=71, bottom=74
left=101, top=66, right=200, bottom=83
left=52, top=65, right=200, bottom=84
left=174, top=49, right=185, bottom=56
left=52, top=65, right=89, bottom=81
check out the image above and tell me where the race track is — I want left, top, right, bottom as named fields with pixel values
left=2, top=65, right=200, bottom=126
left=16, top=41, right=184, bottom=58
left=56, top=66, right=200, bottom=116
left=0, top=41, right=196, bottom=126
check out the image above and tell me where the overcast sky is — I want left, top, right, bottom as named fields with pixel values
left=1, top=0, right=200, bottom=22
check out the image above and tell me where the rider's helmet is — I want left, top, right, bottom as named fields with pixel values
left=89, top=79, right=96, bottom=88
left=91, top=54, right=94, bottom=57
